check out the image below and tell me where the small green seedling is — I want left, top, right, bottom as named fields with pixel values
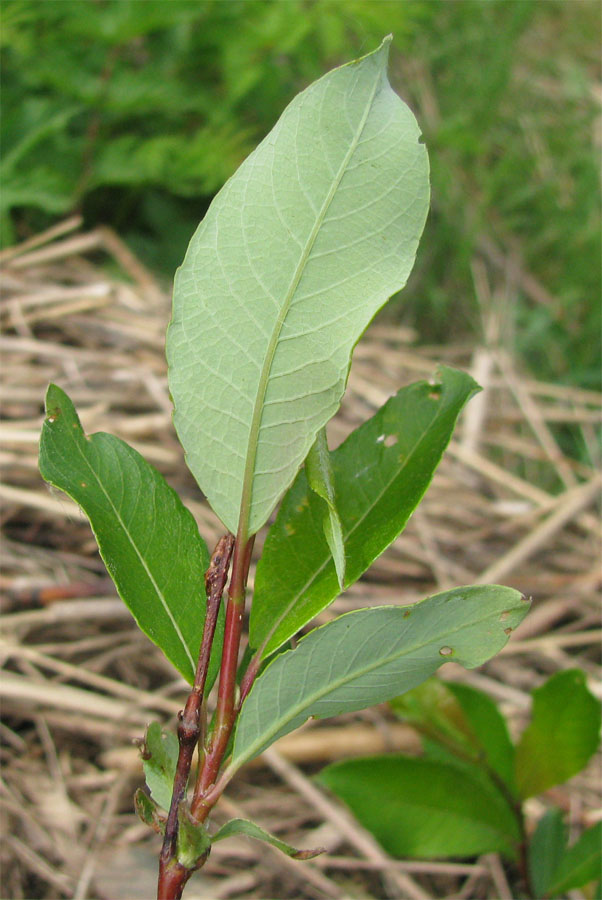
left=319, top=669, right=601, bottom=899
left=39, top=39, right=531, bottom=900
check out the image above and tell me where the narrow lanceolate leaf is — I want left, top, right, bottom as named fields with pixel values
left=167, top=37, right=429, bottom=537
left=317, top=756, right=519, bottom=860
left=515, top=669, right=601, bottom=799
left=305, top=428, right=345, bottom=587
left=39, top=385, right=217, bottom=685
left=231, top=586, right=529, bottom=771
left=250, top=367, right=479, bottom=657
left=212, top=819, right=324, bottom=860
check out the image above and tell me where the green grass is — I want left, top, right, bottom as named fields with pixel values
left=3, top=0, right=600, bottom=392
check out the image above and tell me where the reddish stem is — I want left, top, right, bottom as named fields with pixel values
left=190, top=535, right=254, bottom=820
left=157, top=535, right=234, bottom=900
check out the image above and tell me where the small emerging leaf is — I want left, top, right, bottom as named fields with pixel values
left=515, top=669, right=601, bottom=799
left=232, top=585, right=529, bottom=771
left=176, top=811, right=211, bottom=869
left=547, top=822, right=602, bottom=896
left=213, top=818, right=324, bottom=860
left=134, top=788, right=166, bottom=834
left=528, top=808, right=566, bottom=898
left=318, top=755, right=519, bottom=859
left=305, top=428, right=345, bottom=587
left=142, top=722, right=178, bottom=812
left=39, top=385, right=222, bottom=685
left=251, top=367, right=479, bottom=657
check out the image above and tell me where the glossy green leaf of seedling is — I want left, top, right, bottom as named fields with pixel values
left=39, top=385, right=222, bottom=686
left=250, top=367, right=479, bottom=657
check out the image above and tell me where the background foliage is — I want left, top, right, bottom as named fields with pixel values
left=3, top=0, right=600, bottom=390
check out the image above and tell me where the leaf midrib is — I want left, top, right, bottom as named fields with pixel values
left=238, top=64, right=383, bottom=539
left=59, top=424, right=195, bottom=672
left=236, top=596, right=511, bottom=767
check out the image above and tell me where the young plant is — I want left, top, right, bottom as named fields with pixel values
left=319, top=669, right=601, bottom=899
left=38, top=39, right=531, bottom=900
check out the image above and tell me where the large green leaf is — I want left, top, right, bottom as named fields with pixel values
left=515, top=669, right=601, bottom=799
left=317, top=755, right=519, bottom=859
left=231, top=585, right=529, bottom=771
left=250, top=367, right=479, bottom=656
left=39, top=384, right=218, bottom=684
left=167, top=37, right=429, bottom=537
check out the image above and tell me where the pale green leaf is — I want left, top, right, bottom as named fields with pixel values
left=212, top=818, right=324, bottom=860
left=142, top=722, right=178, bottom=812
left=250, top=367, right=479, bottom=657
left=317, top=755, right=519, bottom=859
left=167, top=37, right=429, bottom=537
left=39, top=384, right=220, bottom=684
left=176, top=813, right=211, bottom=869
left=305, top=428, right=345, bottom=587
left=231, top=586, right=530, bottom=770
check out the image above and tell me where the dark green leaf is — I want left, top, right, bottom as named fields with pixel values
left=39, top=385, right=221, bottom=684
left=516, top=669, right=601, bottom=799
left=547, top=822, right=602, bottom=896
left=142, top=722, right=178, bottom=812
left=251, top=367, right=479, bottom=656
left=528, top=808, right=566, bottom=898
left=305, top=428, right=345, bottom=587
left=232, top=586, right=530, bottom=770
left=213, top=818, right=324, bottom=860
left=317, top=755, right=519, bottom=859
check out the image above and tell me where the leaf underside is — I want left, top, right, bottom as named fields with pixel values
left=38, top=385, right=219, bottom=685
left=167, top=36, right=429, bottom=536
left=250, top=366, right=479, bottom=656
left=232, top=585, right=530, bottom=770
